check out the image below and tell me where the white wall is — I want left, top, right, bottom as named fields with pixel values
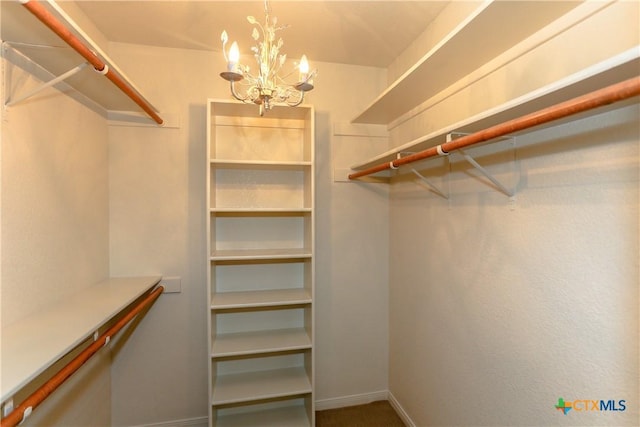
left=389, top=105, right=639, bottom=426
left=387, top=1, right=639, bottom=426
left=1, top=55, right=111, bottom=425
left=105, top=42, right=389, bottom=425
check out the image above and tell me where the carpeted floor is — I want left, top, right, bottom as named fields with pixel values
left=316, top=400, right=405, bottom=427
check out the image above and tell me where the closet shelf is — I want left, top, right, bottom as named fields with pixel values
left=211, top=328, right=312, bottom=358
left=351, top=53, right=640, bottom=172
left=211, top=248, right=313, bottom=261
left=211, top=208, right=312, bottom=215
left=215, top=405, right=311, bottom=427
left=1, top=0, right=162, bottom=124
left=0, top=276, right=162, bottom=402
left=211, top=160, right=312, bottom=170
left=211, top=289, right=312, bottom=310
left=352, top=1, right=581, bottom=125
left=212, top=367, right=312, bottom=406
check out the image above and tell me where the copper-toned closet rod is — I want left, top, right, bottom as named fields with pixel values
left=20, top=0, right=164, bottom=125
left=0, top=285, right=164, bottom=427
left=349, top=76, right=640, bottom=180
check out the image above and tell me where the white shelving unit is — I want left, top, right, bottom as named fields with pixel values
left=206, top=100, right=315, bottom=426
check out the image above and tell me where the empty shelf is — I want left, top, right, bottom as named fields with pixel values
left=212, top=328, right=312, bottom=358
left=0, top=276, right=162, bottom=401
left=211, top=208, right=312, bottom=214
left=212, top=367, right=312, bottom=406
left=1, top=1, right=162, bottom=123
left=211, top=160, right=312, bottom=170
left=211, top=248, right=312, bottom=261
left=215, top=405, right=311, bottom=427
left=211, top=289, right=312, bottom=310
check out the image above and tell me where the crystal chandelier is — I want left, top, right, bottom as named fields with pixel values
left=220, top=0, right=317, bottom=116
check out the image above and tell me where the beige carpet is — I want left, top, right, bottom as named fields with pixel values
left=316, top=400, right=405, bottom=427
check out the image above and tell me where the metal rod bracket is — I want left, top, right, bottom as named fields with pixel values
left=447, top=132, right=516, bottom=198
left=411, top=168, right=449, bottom=199
left=3, top=42, right=90, bottom=107
left=458, top=149, right=515, bottom=197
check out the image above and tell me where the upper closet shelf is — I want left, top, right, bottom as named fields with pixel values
left=1, top=0, right=163, bottom=125
left=352, top=1, right=584, bottom=125
left=351, top=51, right=640, bottom=172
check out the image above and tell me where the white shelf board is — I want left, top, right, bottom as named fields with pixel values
left=212, top=367, right=312, bottom=406
left=210, top=99, right=313, bottom=122
left=351, top=52, right=640, bottom=171
left=1, top=1, right=161, bottom=118
left=211, top=208, right=312, bottom=214
left=211, top=160, right=312, bottom=170
left=216, top=405, right=311, bottom=427
left=352, top=1, right=581, bottom=124
left=0, top=276, right=162, bottom=402
left=211, top=289, right=312, bottom=310
left=212, top=328, right=312, bottom=358
left=211, top=248, right=313, bottom=261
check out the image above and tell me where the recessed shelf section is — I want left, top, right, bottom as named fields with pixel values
left=211, top=167, right=310, bottom=210
left=212, top=328, right=312, bottom=358
left=211, top=212, right=311, bottom=256
left=212, top=367, right=312, bottom=406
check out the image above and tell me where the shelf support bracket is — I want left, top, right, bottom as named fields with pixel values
left=458, top=149, right=514, bottom=197
left=396, top=151, right=450, bottom=199
left=411, top=169, right=449, bottom=199
left=446, top=132, right=516, bottom=198
left=5, top=60, right=89, bottom=107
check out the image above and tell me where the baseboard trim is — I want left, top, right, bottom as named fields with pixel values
left=127, top=392, right=410, bottom=426
left=388, top=391, right=416, bottom=427
left=127, top=416, right=208, bottom=427
left=315, top=390, right=389, bottom=411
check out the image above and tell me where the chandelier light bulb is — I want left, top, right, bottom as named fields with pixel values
left=299, top=57, right=309, bottom=73
left=299, top=55, right=309, bottom=77
left=228, top=41, right=240, bottom=71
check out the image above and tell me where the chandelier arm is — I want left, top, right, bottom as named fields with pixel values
left=229, top=80, right=250, bottom=103
left=277, top=69, right=297, bottom=83
left=287, top=90, right=304, bottom=107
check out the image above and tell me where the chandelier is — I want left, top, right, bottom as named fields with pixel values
left=220, top=0, right=317, bottom=116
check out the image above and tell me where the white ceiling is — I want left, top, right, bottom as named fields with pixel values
left=73, top=1, right=450, bottom=68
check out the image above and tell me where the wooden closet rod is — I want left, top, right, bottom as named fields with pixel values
left=349, top=76, right=640, bottom=180
left=20, top=0, right=164, bottom=125
left=0, top=285, right=164, bottom=427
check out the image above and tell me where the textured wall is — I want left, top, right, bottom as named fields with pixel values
left=1, top=58, right=110, bottom=425
left=387, top=1, right=640, bottom=425
left=389, top=104, right=639, bottom=426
